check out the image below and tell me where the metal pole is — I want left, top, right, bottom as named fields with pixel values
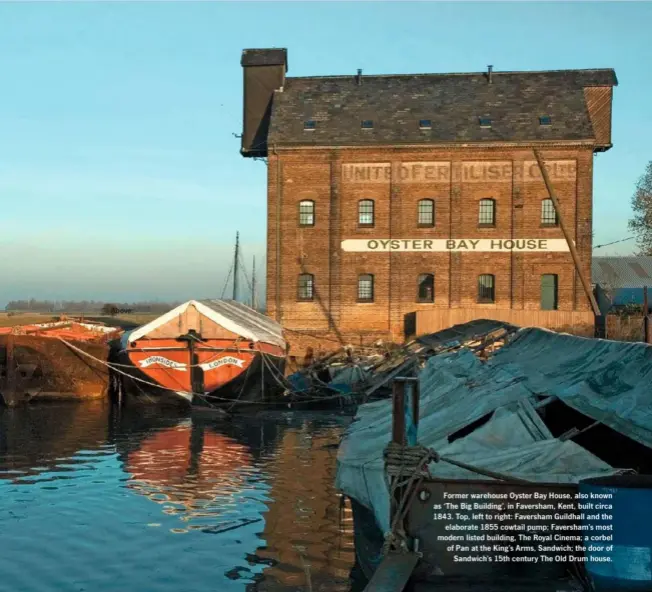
left=233, top=232, right=239, bottom=302
left=644, top=286, right=650, bottom=344
left=391, top=380, right=406, bottom=445
left=412, top=379, right=420, bottom=434
left=260, top=347, right=265, bottom=402
left=274, top=147, right=282, bottom=323
left=533, top=150, right=600, bottom=317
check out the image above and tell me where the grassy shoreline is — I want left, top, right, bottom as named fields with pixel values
left=0, top=312, right=159, bottom=329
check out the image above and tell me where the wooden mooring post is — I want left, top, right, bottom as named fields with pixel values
left=594, top=314, right=606, bottom=339
left=391, top=377, right=420, bottom=447
left=1, top=334, right=21, bottom=407
left=361, top=377, right=422, bottom=592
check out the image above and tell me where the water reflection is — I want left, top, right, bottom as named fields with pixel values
left=0, top=404, right=357, bottom=592
left=123, top=420, right=265, bottom=535
left=0, top=401, right=111, bottom=482
left=252, top=421, right=356, bottom=592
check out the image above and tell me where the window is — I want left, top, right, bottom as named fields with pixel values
left=477, top=274, right=495, bottom=303
left=297, top=274, right=314, bottom=301
left=541, top=274, right=558, bottom=310
left=479, top=117, right=492, bottom=128
left=417, top=199, right=435, bottom=227
left=299, top=200, right=315, bottom=226
left=358, top=274, right=374, bottom=302
left=478, top=199, right=496, bottom=226
left=419, top=119, right=432, bottom=130
left=539, top=116, right=552, bottom=126
left=358, top=199, right=375, bottom=226
left=417, top=274, right=434, bottom=303
left=303, top=120, right=316, bottom=131
left=541, top=199, right=557, bottom=226
left=361, top=120, right=374, bottom=129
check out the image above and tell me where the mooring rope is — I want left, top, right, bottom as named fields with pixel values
left=56, top=337, right=361, bottom=406
left=384, top=442, right=534, bottom=485
left=381, top=442, right=534, bottom=555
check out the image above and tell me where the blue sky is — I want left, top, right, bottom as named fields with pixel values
left=1, top=1, right=650, bottom=307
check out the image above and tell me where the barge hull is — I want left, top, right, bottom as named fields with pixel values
left=0, top=334, right=113, bottom=406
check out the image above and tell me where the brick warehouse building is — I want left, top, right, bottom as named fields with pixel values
left=240, top=48, right=617, bottom=350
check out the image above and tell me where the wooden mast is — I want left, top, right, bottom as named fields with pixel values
left=252, top=256, right=257, bottom=310
left=233, top=232, right=239, bottom=302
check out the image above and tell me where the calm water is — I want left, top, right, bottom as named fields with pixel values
left=0, top=403, right=358, bottom=592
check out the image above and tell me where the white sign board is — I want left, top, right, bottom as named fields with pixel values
left=138, top=356, right=187, bottom=370
left=341, top=238, right=571, bottom=252
left=199, top=356, right=245, bottom=371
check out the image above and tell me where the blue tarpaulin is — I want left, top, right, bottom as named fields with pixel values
left=336, top=327, right=652, bottom=533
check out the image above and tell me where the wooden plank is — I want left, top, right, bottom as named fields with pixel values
left=415, top=308, right=594, bottom=336
left=364, top=358, right=416, bottom=398
left=535, top=150, right=599, bottom=317
left=363, top=552, right=420, bottom=592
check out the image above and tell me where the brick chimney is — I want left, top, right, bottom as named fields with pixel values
left=240, top=48, right=288, bottom=158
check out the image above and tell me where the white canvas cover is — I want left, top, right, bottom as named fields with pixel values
left=128, top=299, right=286, bottom=348
left=335, top=328, right=651, bottom=534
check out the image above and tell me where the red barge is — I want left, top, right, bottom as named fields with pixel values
left=112, top=299, right=287, bottom=407
left=0, top=319, right=122, bottom=406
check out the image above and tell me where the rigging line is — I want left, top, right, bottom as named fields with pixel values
left=221, top=260, right=234, bottom=299
left=58, top=336, right=358, bottom=406
left=594, top=236, right=635, bottom=249
left=237, top=251, right=254, bottom=294
left=56, top=337, right=218, bottom=408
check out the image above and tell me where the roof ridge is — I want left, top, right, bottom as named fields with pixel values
left=286, top=68, right=616, bottom=81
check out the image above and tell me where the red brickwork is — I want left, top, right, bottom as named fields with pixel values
left=266, top=146, right=595, bottom=350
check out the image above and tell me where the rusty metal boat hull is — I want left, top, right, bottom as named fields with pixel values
left=0, top=322, right=122, bottom=406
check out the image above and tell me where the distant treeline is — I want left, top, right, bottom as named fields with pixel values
left=4, top=299, right=182, bottom=314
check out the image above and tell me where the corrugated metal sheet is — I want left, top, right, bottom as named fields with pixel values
left=592, top=256, right=652, bottom=289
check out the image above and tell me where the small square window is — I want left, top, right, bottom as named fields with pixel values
left=419, top=119, right=432, bottom=130
left=361, top=120, right=374, bottom=129
left=539, top=116, right=552, bottom=126
left=479, top=117, right=492, bottom=128
left=304, top=120, right=316, bottom=131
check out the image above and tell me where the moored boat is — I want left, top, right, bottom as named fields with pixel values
left=112, top=299, right=286, bottom=407
left=337, top=326, right=652, bottom=591
left=0, top=319, right=122, bottom=406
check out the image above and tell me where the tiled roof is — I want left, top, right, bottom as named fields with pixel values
left=592, top=256, right=652, bottom=289
left=267, top=69, right=617, bottom=147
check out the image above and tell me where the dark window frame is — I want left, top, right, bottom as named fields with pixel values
left=298, top=199, right=315, bottom=227
left=357, top=274, right=374, bottom=303
left=297, top=273, right=315, bottom=301
left=419, top=119, right=432, bottom=130
left=478, top=198, right=496, bottom=227
left=479, top=117, right=492, bottom=128
left=303, top=120, right=316, bottom=131
left=358, top=199, right=375, bottom=227
left=540, top=274, right=559, bottom=310
left=539, top=115, right=552, bottom=126
left=477, top=274, right=496, bottom=303
left=417, top=273, right=435, bottom=303
left=361, top=120, right=374, bottom=129
left=540, top=198, right=558, bottom=227
left=417, top=199, right=435, bottom=227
